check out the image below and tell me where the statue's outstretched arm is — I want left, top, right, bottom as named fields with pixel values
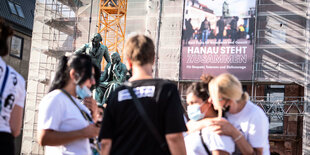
left=75, top=44, right=87, bottom=54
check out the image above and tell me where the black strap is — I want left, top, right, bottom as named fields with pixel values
left=199, top=130, right=211, bottom=155
left=60, top=89, right=93, bottom=123
left=124, top=83, right=170, bottom=154
left=61, top=89, right=101, bottom=153
left=0, top=65, right=9, bottom=113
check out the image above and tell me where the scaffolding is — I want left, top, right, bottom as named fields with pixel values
left=22, top=0, right=96, bottom=154
left=97, top=0, right=128, bottom=62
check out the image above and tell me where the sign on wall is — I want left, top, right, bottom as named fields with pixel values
left=180, top=0, right=256, bottom=80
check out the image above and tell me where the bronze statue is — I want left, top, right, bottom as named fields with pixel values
left=75, top=33, right=111, bottom=71
left=95, top=52, right=127, bottom=106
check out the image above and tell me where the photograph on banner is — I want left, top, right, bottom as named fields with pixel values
left=181, top=0, right=256, bottom=80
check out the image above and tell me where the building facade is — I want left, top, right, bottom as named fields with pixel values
left=0, top=0, right=35, bottom=154
left=22, top=0, right=310, bottom=154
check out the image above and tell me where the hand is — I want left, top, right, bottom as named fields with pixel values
left=83, top=97, right=98, bottom=113
left=82, top=124, right=100, bottom=138
left=186, top=120, right=205, bottom=134
left=83, top=97, right=98, bottom=122
left=206, top=118, right=236, bottom=136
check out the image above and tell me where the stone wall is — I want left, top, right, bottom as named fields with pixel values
left=4, top=31, right=31, bottom=80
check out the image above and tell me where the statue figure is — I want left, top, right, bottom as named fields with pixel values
left=222, top=1, right=230, bottom=17
left=75, top=33, right=111, bottom=71
left=95, top=52, right=127, bottom=106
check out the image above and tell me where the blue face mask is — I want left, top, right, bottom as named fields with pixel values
left=187, top=104, right=204, bottom=121
left=76, top=85, right=92, bottom=99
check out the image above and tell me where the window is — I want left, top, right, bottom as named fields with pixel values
left=8, top=1, right=17, bottom=15
left=10, top=35, right=23, bottom=59
left=265, top=85, right=285, bottom=134
left=7, top=1, right=24, bottom=18
left=15, top=5, right=24, bottom=18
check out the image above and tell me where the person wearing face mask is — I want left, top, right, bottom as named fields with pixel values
left=207, top=73, right=270, bottom=155
left=185, top=75, right=235, bottom=155
left=38, top=54, right=100, bottom=155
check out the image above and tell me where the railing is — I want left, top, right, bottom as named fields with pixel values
left=251, top=96, right=305, bottom=117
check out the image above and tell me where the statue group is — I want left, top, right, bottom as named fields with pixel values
left=75, top=33, right=127, bottom=106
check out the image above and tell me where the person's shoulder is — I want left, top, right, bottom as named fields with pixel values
left=8, top=66, right=25, bottom=88
left=8, top=66, right=25, bottom=81
left=247, top=101, right=268, bottom=121
left=110, top=85, right=126, bottom=96
left=156, top=79, right=176, bottom=87
left=40, top=90, right=65, bottom=107
left=247, top=101, right=265, bottom=114
left=99, top=44, right=108, bottom=50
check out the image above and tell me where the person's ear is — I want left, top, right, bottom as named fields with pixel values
left=69, top=69, right=78, bottom=82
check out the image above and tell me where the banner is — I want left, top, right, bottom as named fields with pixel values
left=181, top=0, right=256, bottom=80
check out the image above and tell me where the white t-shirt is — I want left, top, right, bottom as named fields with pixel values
left=38, top=90, right=91, bottom=155
left=0, top=57, right=26, bottom=133
left=185, top=127, right=235, bottom=155
left=226, top=101, right=270, bottom=155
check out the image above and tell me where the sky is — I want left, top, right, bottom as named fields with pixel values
left=198, top=0, right=256, bottom=16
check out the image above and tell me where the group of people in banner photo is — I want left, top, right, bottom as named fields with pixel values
left=183, top=14, right=255, bottom=46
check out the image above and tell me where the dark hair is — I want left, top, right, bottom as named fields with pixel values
left=49, top=54, right=93, bottom=92
left=0, top=18, right=13, bottom=56
left=186, top=74, right=213, bottom=101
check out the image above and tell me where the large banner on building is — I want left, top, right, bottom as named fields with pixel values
left=181, top=0, right=256, bottom=80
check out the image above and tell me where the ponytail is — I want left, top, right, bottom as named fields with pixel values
left=238, top=92, right=249, bottom=103
left=48, top=56, right=69, bottom=92
left=200, top=74, right=213, bottom=84
left=49, top=54, right=93, bottom=92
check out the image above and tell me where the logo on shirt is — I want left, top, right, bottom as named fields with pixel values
left=10, top=72, right=17, bottom=86
left=4, top=94, right=15, bottom=110
left=118, top=86, right=155, bottom=102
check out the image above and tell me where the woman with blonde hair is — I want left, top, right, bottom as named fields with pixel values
left=207, top=73, right=270, bottom=155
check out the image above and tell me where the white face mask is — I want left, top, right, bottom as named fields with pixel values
left=187, top=104, right=204, bottom=121
left=75, top=85, right=92, bottom=99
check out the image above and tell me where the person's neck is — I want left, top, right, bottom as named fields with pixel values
left=205, top=109, right=218, bottom=118
left=63, top=82, right=77, bottom=97
left=231, top=100, right=247, bottom=114
left=236, top=100, right=247, bottom=113
left=129, top=64, right=153, bottom=81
